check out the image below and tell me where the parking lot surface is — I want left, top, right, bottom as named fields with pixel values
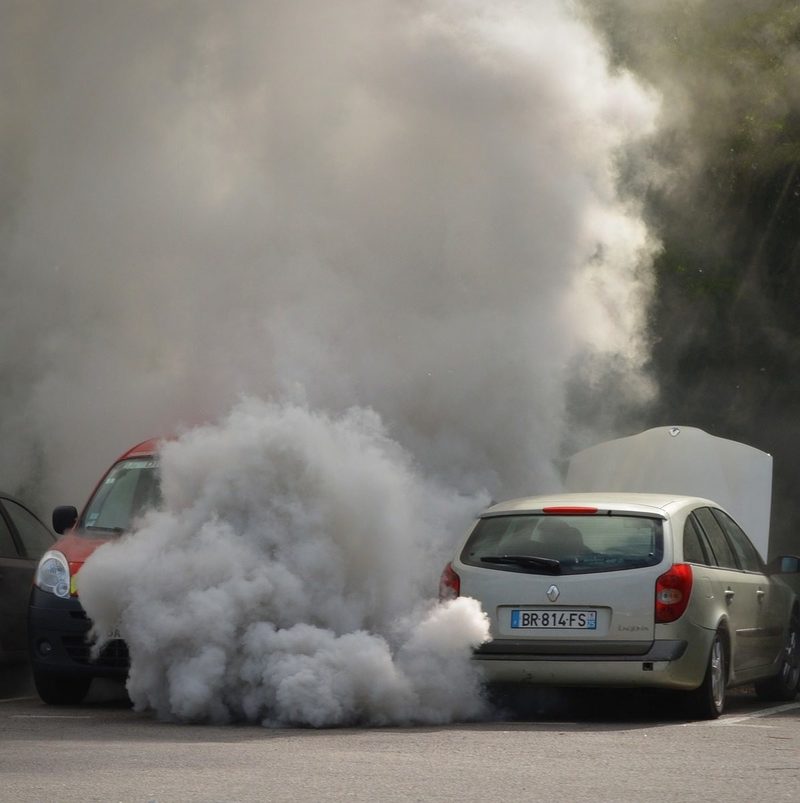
left=1, top=669, right=798, bottom=802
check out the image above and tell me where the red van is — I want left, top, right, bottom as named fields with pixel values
left=28, top=439, right=161, bottom=704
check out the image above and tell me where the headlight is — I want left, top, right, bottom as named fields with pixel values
left=35, top=550, right=71, bottom=598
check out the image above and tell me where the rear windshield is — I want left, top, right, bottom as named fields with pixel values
left=80, top=458, right=161, bottom=535
left=461, top=513, right=663, bottom=575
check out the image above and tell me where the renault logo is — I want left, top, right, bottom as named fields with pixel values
left=546, top=584, right=560, bottom=602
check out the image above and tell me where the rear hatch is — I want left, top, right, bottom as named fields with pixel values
left=457, top=505, right=668, bottom=655
left=566, top=426, right=772, bottom=561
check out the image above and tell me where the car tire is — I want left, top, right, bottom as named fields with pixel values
left=755, top=609, right=800, bottom=702
left=686, top=631, right=726, bottom=720
left=33, top=672, right=91, bottom=705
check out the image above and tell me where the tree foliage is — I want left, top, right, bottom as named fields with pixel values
left=581, top=0, right=800, bottom=554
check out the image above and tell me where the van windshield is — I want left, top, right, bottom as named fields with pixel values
left=461, top=513, right=664, bottom=575
left=80, top=458, right=161, bottom=535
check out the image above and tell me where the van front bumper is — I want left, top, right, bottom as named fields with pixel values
left=28, top=587, right=129, bottom=679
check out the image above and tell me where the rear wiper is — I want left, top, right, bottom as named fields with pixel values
left=480, top=555, right=561, bottom=575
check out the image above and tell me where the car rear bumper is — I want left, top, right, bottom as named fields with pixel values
left=473, top=633, right=712, bottom=690
left=28, top=587, right=129, bottom=679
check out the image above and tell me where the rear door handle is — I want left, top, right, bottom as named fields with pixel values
left=724, top=588, right=735, bottom=603
left=756, top=588, right=766, bottom=602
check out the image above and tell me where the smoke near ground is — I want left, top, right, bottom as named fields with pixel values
left=78, top=400, right=490, bottom=726
left=3, top=2, right=662, bottom=725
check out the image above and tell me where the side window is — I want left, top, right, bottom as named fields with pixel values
left=693, top=507, right=739, bottom=570
left=0, top=507, right=21, bottom=558
left=3, top=499, right=54, bottom=560
left=683, top=515, right=711, bottom=565
left=711, top=509, right=764, bottom=573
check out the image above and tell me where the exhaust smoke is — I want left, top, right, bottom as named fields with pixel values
left=78, top=399, right=491, bottom=726
left=3, top=1, right=661, bottom=724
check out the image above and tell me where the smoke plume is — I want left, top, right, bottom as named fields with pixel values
left=4, top=1, right=661, bottom=724
left=78, top=400, right=490, bottom=726
left=1, top=0, right=658, bottom=506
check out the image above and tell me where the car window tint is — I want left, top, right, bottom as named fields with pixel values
left=461, top=513, right=664, bottom=575
left=0, top=506, right=20, bottom=558
left=711, top=508, right=763, bottom=573
left=693, top=507, right=738, bottom=569
left=688, top=513, right=718, bottom=566
left=3, top=499, right=53, bottom=560
left=683, top=515, right=710, bottom=565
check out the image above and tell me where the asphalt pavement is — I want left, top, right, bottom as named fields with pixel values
left=1, top=666, right=798, bottom=803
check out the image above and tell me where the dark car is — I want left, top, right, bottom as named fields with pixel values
left=28, top=439, right=161, bottom=704
left=0, top=493, right=56, bottom=664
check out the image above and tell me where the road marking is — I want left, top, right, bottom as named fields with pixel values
left=0, top=697, right=36, bottom=704
left=10, top=714, right=93, bottom=719
left=715, top=701, right=800, bottom=726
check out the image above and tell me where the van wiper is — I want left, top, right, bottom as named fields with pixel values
left=480, top=555, right=561, bottom=575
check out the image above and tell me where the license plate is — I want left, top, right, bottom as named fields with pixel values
left=510, top=609, right=597, bottom=630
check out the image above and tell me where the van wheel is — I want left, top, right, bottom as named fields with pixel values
left=755, top=610, right=800, bottom=701
left=33, top=672, right=91, bottom=705
left=686, top=632, right=726, bottom=719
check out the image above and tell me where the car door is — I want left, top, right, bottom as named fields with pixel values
left=0, top=500, right=34, bottom=660
left=0, top=496, right=54, bottom=662
left=3, top=497, right=56, bottom=564
left=711, top=508, right=784, bottom=668
left=692, top=507, right=762, bottom=675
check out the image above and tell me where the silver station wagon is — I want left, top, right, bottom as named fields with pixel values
left=440, top=492, right=800, bottom=719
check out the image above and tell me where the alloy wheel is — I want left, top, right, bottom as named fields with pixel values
left=780, top=617, right=800, bottom=690
left=710, top=637, right=725, bottom=712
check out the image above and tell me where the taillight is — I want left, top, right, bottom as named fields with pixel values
left=655, top=563, right=693, bottom=623
left=439, top=562, right=460, bottom=601
left=542, top=506, right=598, bottom=515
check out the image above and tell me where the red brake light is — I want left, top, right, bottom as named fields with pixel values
left=655, top=563, right=693, bottom=623
left=439, top=562, right=460, bottom=601
left=542, top=506, right=598, bottom=515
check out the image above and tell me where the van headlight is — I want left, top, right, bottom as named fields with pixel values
left=35, top=551, right=71, bottom=598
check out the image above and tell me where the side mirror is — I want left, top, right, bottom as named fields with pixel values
left=52, top=506, right=78, bottom=535
left=770, top=555, right=800, bottom=575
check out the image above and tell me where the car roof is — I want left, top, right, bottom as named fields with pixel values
left=0, top=490, right=45, bottom=513
left=481, top=492, right=719, bottom=518
left=118, top=438, right=162, bottom=460
left=0, top=491, right=52, bottom=528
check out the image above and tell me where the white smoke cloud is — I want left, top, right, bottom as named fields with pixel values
left=3, top=1, right=661, bottom=725
left=78, top=400, right=490, bottom=726
left=1, top=0, right=658, bottom=506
